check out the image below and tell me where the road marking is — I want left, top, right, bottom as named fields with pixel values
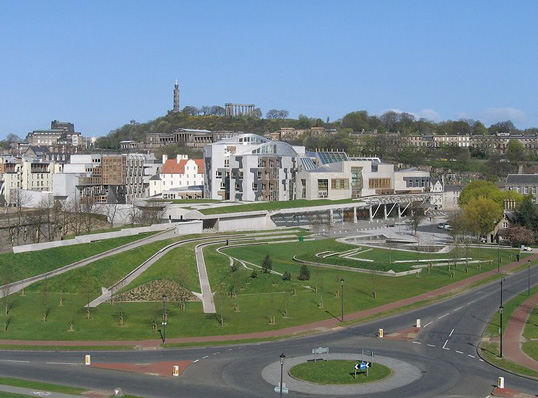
left=424, top=321, right=433, bottom=328
left=0, top=359, right=29, bottom=363
left=479, top=359, right=484, bottom=362
left=442, top=339, right=449, bottom=350
left=427, top=344, right=436, bottom=347
left=412, top=341, right=421, bottom=344
left=453, top=306, right=463, bottom=311
left=228, top=348, right=232, bottom=351
left=46, top=362, right=77, bottom=365
left=449, top=328, right=455, bottom=337
left=202, top=355, right=209, bottom=359
left=456, top=350, right=464, bottom=354
left=193, top=360, right=199, bottom=363
left=438, top=313, right=450, bottom=319
left=213, top=352, right=220, bottom=355
left=468, top=355, right=475, bottom=358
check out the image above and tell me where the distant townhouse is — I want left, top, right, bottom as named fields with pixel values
left=26, top=120, right=83, bottom=148
left=505, top=174, right=538, bottom=203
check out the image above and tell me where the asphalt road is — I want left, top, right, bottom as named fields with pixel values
left=0, top=264, right=537, bottom=397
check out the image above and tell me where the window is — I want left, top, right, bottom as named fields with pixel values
left=369, top=178, right=391, bottom=189
left=318, top=179, right=328, bottom=198
left=331, top=179, right=349, bottom=190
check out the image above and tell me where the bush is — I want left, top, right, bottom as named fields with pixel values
left=261, top=254, right=272, bottom=273
left=282, top=271, right=291, bottom=281
left=251, top=269, right=258, bottom=279
left=298, top=264, right=310, bottom=280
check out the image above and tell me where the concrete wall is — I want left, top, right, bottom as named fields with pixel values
left=12, top=221, right=201, bottom=253
left=215, top=213, right=276, bottom=232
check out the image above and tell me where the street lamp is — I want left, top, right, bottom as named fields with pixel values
left=279, top=353, right=285, bottom=398
left=340, top=278, right=344, bottom=322
left=499, top=278, right=504, bottom=358
left=497, top=238, right=500, bottom=273
left=527, top=259, right=531, bottom=296
left=162, top=293, right=167, bottom=344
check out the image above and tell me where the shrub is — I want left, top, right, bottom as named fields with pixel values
left=282, top=271, right=291, bottom=281
left=298, top=264, right=310, bottom=280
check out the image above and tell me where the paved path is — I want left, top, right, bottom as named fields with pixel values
left=504, top=291, right=538, bottom=371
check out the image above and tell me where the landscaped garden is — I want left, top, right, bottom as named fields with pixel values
left=0, top=231, right=524, bottom=342
left=289, top=360, right=391, bottom=384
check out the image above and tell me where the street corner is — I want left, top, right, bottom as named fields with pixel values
left=90, top=360, right=193, bottom=377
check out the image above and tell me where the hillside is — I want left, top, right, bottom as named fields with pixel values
left=95, top=112, right=331, bottom=149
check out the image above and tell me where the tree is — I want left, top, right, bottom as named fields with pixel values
left=251, top=108, right=262, bottom=119
left=266, top=109, right=289, bottom=119
left=209, top=106, right=225, bottom=116
left=515, top=195, right=538, bottom=231
left=506, top=139, right=526, bottom=162
left=409, top=203, right=425, bottom=236
left=261, top=254, right=272, bottom=273
left=506, top=225, right=535, bottom=247
left=488, top=120, right=516, bottom=135
left=282, top=271, right=291, bottom=281
left=462, top=196, right=503, bottom=240
left=182, top=106, right=199, bottom=116
left=298, top=264, right=310, bottom=280
left=341, top=111, right=370, bottom=132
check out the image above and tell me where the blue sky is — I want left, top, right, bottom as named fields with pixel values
left=1, top=1, right=537, bottom=139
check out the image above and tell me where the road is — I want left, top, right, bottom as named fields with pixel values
left=0, top=265, right=536, bottom=397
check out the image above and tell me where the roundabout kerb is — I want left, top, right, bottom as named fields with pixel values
left=261, top=352, right=422, bottom=396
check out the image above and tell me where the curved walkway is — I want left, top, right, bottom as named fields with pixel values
left=504, top=291, right=538, bottom=372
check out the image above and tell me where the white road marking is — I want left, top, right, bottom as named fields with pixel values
left=202, top=355, right=209, bottom=359
left=468, top=355, right=475, bottom=358
left=193, top=360, right=199, bottom=363
left=479, top=359, right=484, bottom=362
left=46, top=362, right=77, bottom=365
left=213, top=352, right=220, bottom=355
left=449, top=328, right=455, bottom=337
left=438, top=313, right=450, bottom=319
left=456, top=350, right=464, bottom=354
left=442, top=339, right=449, bottom=350
left=424, top=321, right=434, bottom=328
left=453, top=306, right=463, bottom=311
left=427, top=344, right=436, bottom=347
left=0, top=359, right=29, bottom=363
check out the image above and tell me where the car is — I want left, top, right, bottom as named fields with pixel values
left=443, top=224, right=452, bottom=231
left=437, top=223, right=445, bottom=229
left=521, top=245, right=533, bottom=252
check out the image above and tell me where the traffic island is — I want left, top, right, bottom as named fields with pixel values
left=261, top=353, right=422, bottom=396
left=289, top=360, right=391, bottom=384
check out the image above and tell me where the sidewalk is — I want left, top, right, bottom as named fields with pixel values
left=503, top=292, right=538, bottom=372
left=0, top=254, right=535, bottom=349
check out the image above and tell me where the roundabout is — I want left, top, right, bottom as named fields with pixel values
left=261, top=353, right=422, bottom=395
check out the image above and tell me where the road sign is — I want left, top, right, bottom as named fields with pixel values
left=312, top=347, right=329, bottom=355
left=354, top=363, right=360, bottom=370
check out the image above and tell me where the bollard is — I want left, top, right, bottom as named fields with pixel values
left=498, top=376, right=504, bottom=389
left=173, top=365, right=180, bottom=377
left=85, top=355, right=91, bottom=366
left=378, top=328, right=384, bottom=338
left=113, top=387, right=123, bottom=397
left=416, top=319, right=421, bottom=328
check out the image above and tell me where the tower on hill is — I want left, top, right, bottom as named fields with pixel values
left=172, top=80, right=180, bottom=113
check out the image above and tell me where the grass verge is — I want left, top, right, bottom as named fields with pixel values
left=289, top=360, right=391, bottom=384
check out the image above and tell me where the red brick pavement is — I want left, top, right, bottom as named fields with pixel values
left=503, top=292, right=538, bottom=372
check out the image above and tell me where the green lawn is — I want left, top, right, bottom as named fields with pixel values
left=289, top=360, right=391, bottom=384
left=0, top=233, right=154, bottom=283
left=0, top=235, right=524, bottom=341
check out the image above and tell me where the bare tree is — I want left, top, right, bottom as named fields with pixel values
left=409, top=202, right=425, bottom=236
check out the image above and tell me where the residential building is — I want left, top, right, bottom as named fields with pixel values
left=149, top=155, right=204, bottom=197
left=506, top=174, right=538, bottom=203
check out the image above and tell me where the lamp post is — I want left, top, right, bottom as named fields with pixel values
left=527, top=260, right=531, bottom=296
left=162, top=294, right=167, bottom=344
left=279, top=353, right=285, bottom=398
left=497, top=238, right=500, bottom=273
left=499, top=278, right=504, bottom=358
left=340, top=278, right=344, bottom=322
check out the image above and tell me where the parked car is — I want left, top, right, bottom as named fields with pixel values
left=444, top=224, right=452, bottom=231
left=437, top=223, right=445, bottom=229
